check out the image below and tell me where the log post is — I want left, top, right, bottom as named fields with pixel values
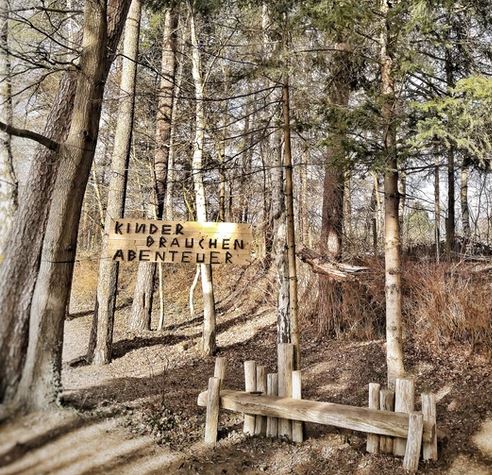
left=204, top=377, right=221, bottom=445
left=291, top=370, right=303, bottom=442
left=380, top=388, right=395, bottom=454
left=367, top=383, right=381, bottom=454
left=266, top=373, right=278, bottom=437
left=243, top=360, right=257, bottom=434
left=421, top=393, right=438, bottom=461
left=403, top=412, right=424, bottom=473
left=214, top=357, right=226, bottom=382
left=255, top=365, right=267, bottom=435
left=278, top=343, right=294, bottom=439
left=394, top=378, right=415, bottom=456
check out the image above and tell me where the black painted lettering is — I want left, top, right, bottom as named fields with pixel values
left=209, top=239, right=217, bottom=249
left=210, top=251, right=220, bottom=264
left=155, top=251, right=165, bottom=261
left=222, top=238, right=230, bottom=249
left=198, top=238, right=205, bottom=249
left=169, top=250, right=178, bottom=262
left=113, top=249, right=124, bottom=260
left=225, top=251, right=233, bottom=264
left=170, top=237, right=180, bottom=247
left=234, top=239, right=244, bottom=250
left=175, top=223, right=184, bottom=235
left=146, top=236, right=155, bottom=247
left=139, top=250, right=150, bottom=261
left=159, top=237, right=167, bottom=248
left=136, top=223, right=146, bottom=233
left=196, top=253, right=206, bottom=263
left=161, top=224, right=171, bottom=235
left=181, top=251, right=191, bottom=263
left=185, top=238, right=194, bottom=248
left=149, top=224, right=158, bottom=234
left=114, top=221, right=123, bottom=234
left=128, top=250, right=137, bottom=261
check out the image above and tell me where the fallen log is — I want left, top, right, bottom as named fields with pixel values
left=296, top=246, right=369, bottom=281
left=197, top=389, right=434, bottom=442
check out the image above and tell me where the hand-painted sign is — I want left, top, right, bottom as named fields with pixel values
left=107, top=219, right=253, bottom=265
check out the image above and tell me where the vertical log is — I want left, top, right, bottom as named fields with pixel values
left=243, top=360, right=257, bottom=435
left=366, top=383, right=381, bottom=453
left=266, top=373, right=278, bottom=438
left=394, top=378, right=415, bottom=456
left=402, top=412, right=424, bottom=473
left=379, top=389, right=395, bottom=454
left=291, top=370, right=303, bottom=442
left=204, top=377, right=221, bottom=446
left=214, top=357, right=226, bottom=382
left=278, top=343, right=293, bottom=439
left=255, top=365, right=267, bottom=435
left=421, top=393, right=438, bottom=461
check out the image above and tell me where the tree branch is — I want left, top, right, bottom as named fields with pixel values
left=0, top=121, right=59, bottom=151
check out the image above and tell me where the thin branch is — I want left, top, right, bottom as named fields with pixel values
left=0, top=121, right=59, bottom=150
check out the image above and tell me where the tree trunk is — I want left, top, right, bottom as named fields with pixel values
left=318, top=44, right=350, bottom=338
left=91, top=0, right=141, bottom=365
left=129, top=8, right=178, bottom=332
left=14, top=0, right=131, bottom=410
left=281, top=80, right=300, bottom=368
left=0, top=0, right=17, bottom=250
left=190, top=9, right=216, bottom=355
left=445, top=49, right=455, bottom=256
left=380, top=0, right=405, bottom=387
left=434, top=157, right=441, bottom=262
left=460, top=155, right=471, bottom=242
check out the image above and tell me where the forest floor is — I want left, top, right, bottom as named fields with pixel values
left=0, top=262, right=492, bottom=474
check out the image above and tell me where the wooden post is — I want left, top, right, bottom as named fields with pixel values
left=214, top=357, right=226, bottom=382
left=266, top=373, right=278, bottom=437
left=403, top=412, right=424, bottom=473
left=243, top=360, right=257, bottom=435
left=367, top=383, right=381, bottom=454
left=255, top=365, right=267, bottom=435
left=291, top=370, right=303, bottom=442
left=278, top=343, right=294, bottom=439
left=394, top=378, right=415, bottom=456
left=204, top=377, right=221, bottom=445
left=421, top=393, right=438, bottom=460
left=379, top=388, right=395, bottom=454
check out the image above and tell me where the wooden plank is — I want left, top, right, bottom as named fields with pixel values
left=197, top=390, right=434, bottom=442
left=403, top=412, right=424, bottom=473
left=380, top=389, right=395, bottom=453
left=243, top=361, right=256, bottom=435
left=421, top=393, right=438, bottom=461
left=204, top=377, right=221, bottom=445
left=291, top=370, right=303, bottom=443
left=394, top=378, right=415, bottom=456
left=366, top=383, right=380, bottom=454
left=214, top=357, right=226, bottom=382
left=266, top=373, right=278, bottom=437
left=255, top=366, right=267, bottom=436
left=277, top=343, right=294, bottom=439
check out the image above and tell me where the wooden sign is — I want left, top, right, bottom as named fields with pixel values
left=107, top=219, right=254, bottom=265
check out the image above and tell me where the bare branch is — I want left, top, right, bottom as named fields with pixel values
left=0, top=121, right=59, bottom=151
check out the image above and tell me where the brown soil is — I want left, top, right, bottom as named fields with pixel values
left=1, top=264, right=491, bottom=474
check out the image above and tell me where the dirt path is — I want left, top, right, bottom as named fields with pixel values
left=1, top=265, right=492, bottom=474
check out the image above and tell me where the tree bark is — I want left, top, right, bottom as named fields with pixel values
left=190, top=8, right=216, bottom=355
left=129, top=8, right=178, bottom=332
left=13, top=0, right=131, bottom=409
left=460, top=155, right=471, bottom=242
left=434, top=156, right=441, bottom=262
left=0, top=0, right=17, bottom=250
left=91, top=0, right=142, bottom=365
left=380, top=0, right=405, bottom=387
left=445, top=48, right=455, bottom=256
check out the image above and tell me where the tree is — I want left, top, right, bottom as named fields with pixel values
left=91, top=0, right=142, bottom=365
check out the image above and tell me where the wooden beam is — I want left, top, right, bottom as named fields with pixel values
left=197, top=389, right=434, bottom=442
left=204, top=377, right=221, bottom=445
left=366, top=383, right=381, bottom=453
left=403, top=412, right=424, bottom=473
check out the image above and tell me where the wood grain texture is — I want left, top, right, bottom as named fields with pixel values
left=197, top=389, right=434, bottom=441
left=278, top=343, right=294, bottom=439
left=291, top=370, right=303, bottom=443
left=366, top=383, right=381, bottom=454
left=266, top=373, right=278, bottom=438
left=204, top=377, right=221, bottom=445
left=255, top=365, right=267, bottom=436
left=394, top=378, right=415, bottom=456
left=403, top=412, right=424, bottom=473
left=243, top=360, right=257, bottom=435
left=380, top=389, right=395, bottom=453
left=421, top=393, right=438, bottom=460
left=214, top=357, right=226, bottom=382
